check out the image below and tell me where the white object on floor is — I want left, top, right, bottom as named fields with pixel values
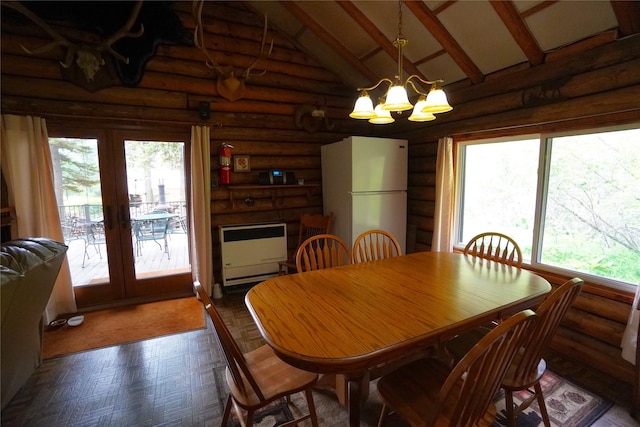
left=213, top=283, right=223, bottom=299
left=67, top=315, right=84, bottom=326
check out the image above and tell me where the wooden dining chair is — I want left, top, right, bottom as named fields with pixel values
left=193, top=282, right=319, bottom=427
left=464, top=232, right=522, bottom=267
left=377, top=309, right=538, bottom=427
left=278, top=212, right=334, bottom=275
left=352, top=229, right=401, bottom=263
left=445, top=277, right=583, bottom=427
left=295, top=233, right=350, bottom=273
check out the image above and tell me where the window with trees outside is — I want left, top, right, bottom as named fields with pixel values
left=454, top=125, right=639, bottom=290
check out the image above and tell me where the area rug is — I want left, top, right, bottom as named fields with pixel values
left=230, top=399, right=294, bottom=427
left=492, top=370, right=613, bottom=427
left=286, top=371, right=615, bottom=427
left=43, top=296, right=205, bottom=359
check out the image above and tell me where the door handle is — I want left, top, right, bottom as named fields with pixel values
left=120, top=205, right=130, bottom=229
left=104, top=205, right=113, bottom=230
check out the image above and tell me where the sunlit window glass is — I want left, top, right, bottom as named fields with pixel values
left=459, top=139, right=539, bottom=260
left=542, top=129, right=640, bottom=283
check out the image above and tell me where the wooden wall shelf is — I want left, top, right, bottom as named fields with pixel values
left=224, top=184, right=320, bottom=208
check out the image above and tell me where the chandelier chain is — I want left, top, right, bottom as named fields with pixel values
left=398, top=0, right=402, bottom=38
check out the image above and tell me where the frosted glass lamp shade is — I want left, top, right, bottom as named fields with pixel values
left=422, top=88, right=453, bottom=113
left=349, top=93, right=376, bottom=119
left=369, top=104, right=395, bottom=124
left=408, top=96, right=437, bottom=122
left=382, top=85, right=413, bottom=111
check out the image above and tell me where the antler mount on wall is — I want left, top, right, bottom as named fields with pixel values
left=3, top=1, right=144, bottom=92
left=2, top=1, right=193, bottom=93
left=192, top=0, right=272, bottom=102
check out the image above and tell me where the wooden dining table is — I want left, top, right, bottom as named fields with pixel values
left=245, top=251, right=551, bottom=426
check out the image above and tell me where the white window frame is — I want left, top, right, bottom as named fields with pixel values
left=453, top=123, right=640, bottom=293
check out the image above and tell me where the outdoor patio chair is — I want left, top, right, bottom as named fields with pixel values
left=133, top=218, right=170, bottom=259
left=81, top=222, right=106, bottom=268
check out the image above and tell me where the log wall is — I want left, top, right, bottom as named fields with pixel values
left=399, top=34, right=640, bottom=388
left=0, top=1, right=374, bottom=275
left=1, top=1, right=638, bottom=392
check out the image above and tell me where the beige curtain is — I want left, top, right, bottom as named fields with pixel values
left=622, top=284, right=640, bottom=364
left=189, top=126, right=214, bottom=294
left=1, top=114, right=76, bottom=322
left=431, top=136, right=455, bottom=252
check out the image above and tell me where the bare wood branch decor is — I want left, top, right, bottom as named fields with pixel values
left=294, top=100, right=335, bottom=133
left=192, top=0, right=273, bottom=102
left=2, top=0, right=144, bottom=92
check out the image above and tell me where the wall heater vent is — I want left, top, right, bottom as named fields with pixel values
left=219, top=223, right=287, bottom=287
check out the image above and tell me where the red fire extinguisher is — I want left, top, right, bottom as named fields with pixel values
left=218, top=143, right=233, bottom=185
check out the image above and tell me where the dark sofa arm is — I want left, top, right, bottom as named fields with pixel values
left=1, top=237, right=68, bottom=409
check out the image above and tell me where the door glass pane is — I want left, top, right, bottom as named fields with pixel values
left=541, top=129, right=640, bottom=283
left=125, top=140, right=190, bottom=278
left=50, top=137, right=109, bottom=286
left=458, top=139, right=539, bottom=259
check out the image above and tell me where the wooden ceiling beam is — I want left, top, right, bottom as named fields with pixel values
left=520, top=1, right=558, bottom=19
left=336, top=1, right=429, bottom=84
left=278, top=1, right=381, bottom=86
left=490, top=0, right=545, bottom=66
left=610, top=0, right=640, bottom=37
left=403, top=0, right=484, bottom=84
left=545, top=30, right=618, bottom=63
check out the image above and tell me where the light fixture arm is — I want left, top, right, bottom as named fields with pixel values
left=405, top=75, right=444, bottom=96
left=356, top=78, right=394, bottom=93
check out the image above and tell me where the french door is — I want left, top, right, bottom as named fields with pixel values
left=49, top=126, right=192, bottom=307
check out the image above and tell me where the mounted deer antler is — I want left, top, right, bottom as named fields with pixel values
left=3, top=0, right=144, bottom=86
left=193, top=0, right=273, bottom=102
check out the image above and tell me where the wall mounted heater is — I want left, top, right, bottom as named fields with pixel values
left=219, top=223, right=287, bottom=287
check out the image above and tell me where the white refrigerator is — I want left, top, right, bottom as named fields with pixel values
left=321, top=136, right=408, bottom=254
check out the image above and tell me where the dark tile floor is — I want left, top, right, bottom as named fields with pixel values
left=1, top=291, right=637, bottom=426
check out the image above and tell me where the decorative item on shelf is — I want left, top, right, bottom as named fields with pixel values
left=192, top=0, right=273, bottom=102
left=349, top=0, right=453, bottom=124
left=233, top=155, right=250, bottom=172
left=258, top=170, right=295, bottom=185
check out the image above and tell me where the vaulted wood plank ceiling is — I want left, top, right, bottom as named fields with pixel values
left=246, top=0, right=640, bottom=98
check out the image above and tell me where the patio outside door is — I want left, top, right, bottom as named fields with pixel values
left=49, top=128, right=192, bottom=307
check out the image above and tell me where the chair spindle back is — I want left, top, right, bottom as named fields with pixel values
left=295, top=233, right=350, bottom=272
left=352, top=229, right=401, bottom=263
left=436, top=309, right=538, bottom=427
left=464, top=232, right=522, bottom=267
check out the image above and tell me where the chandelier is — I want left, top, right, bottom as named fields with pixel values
left=349, top=0, right=453, bottom=124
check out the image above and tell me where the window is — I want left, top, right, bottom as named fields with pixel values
left=455, top=126, right=640, bottom=289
